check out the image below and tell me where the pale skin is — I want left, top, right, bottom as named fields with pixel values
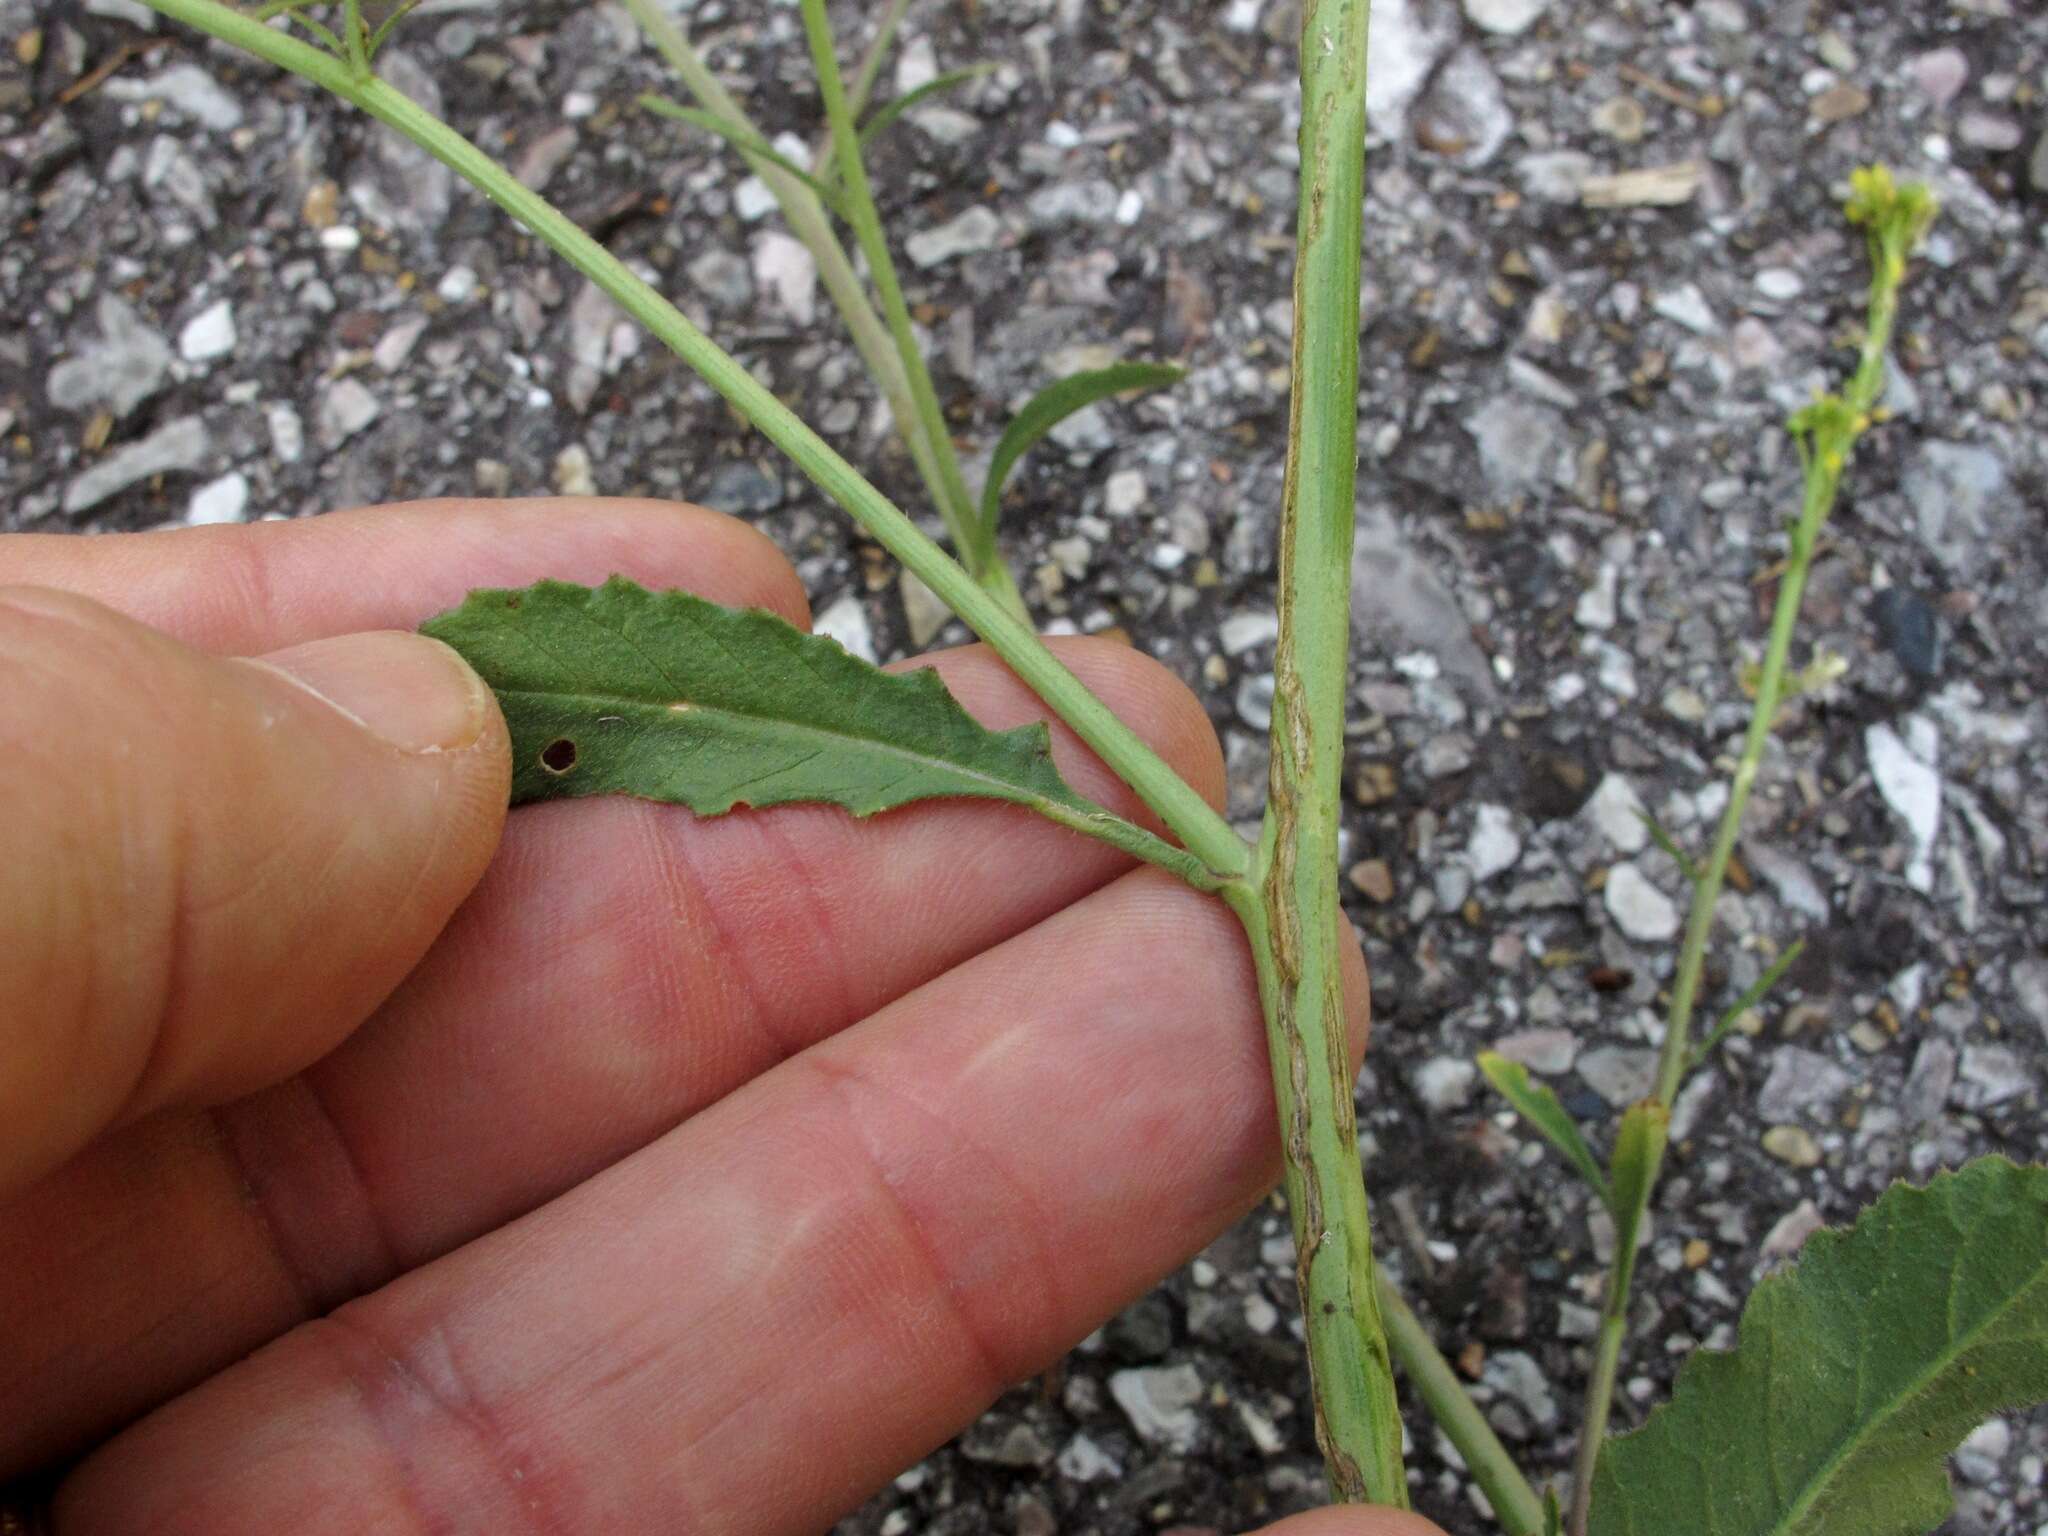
left=0, top=498, right=1446, bottom=1536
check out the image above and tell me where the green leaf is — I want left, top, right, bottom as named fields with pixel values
left=1690, top=939, right=1806, bottom=1072
left=978, top=363, right=1183, bottom=537
left=1477, top=1052, right=1614, bottom=1210
left=856, top=64, right=994, bottom=149
left=1636, top=809, right=1701, bottom=887
left=421, top=578, right=1228, bottom=888
left=423, top=575, right=1092, bottom=813
left=1605, top=1099, right=1669, bottom=1298
left=1544, top=1489, right=1565, bottom=1536
left=638, top=95, right=848, bottom=215
left=1589, top=1156, right=2048, bottom=1536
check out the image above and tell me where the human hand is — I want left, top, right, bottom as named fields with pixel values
left=0, top=498, right=1437, bottom=1536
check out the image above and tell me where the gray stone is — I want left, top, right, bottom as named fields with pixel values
left=1350, top=506, right=1496, bottom=698
left=1466, top=803, right=1522, bottom=882
left=1761, top=1200, right=1823, bottom=1260
left=1027, top=179, right=1120, bottom=226
left=686, top=248, right=753, bottom=311
left=1517, top=151, right=1596, bottom=202
left=906, top=206, right=1001, bottom=267
left=350, top=51, right=451, bottom=233
left=1957, top=1044, right=2033, bottom=1110
left=1903, top=442, right=2007, bottom=572
left=1056, top=1433, right=1122, bottom=1483
left=1585, top=773, right=1650, bottom=855
left=1954, top=1419, right=2011, bottom=1485
left=1220, top=611, right=1279, bottom=657
left=814, top=592, right=876, bottom=664
left=1493, top=1028, right=1577, bottom=1076
left=1462, top=0, right=1547, bottom=34
left=1106, top=1296, right=1175, bottom=1363
left=1415, top=46, right=1513, bottom=169
left=1956, top=113, right=2023, bottom=152
left=1756, top=1047, right=1852, bottom=1122
left=1866, top=719, right=1942, bottom=895
left=1109, top=1364, right=1205, bottom=1452
left=104, top=64, right=244, bottom=131
left=2009, top=958, right=2048, bottom=1044
left=960, top=1420, right=1055, bottom=1469
left=1365, top=0, right=1456, bottom=137
left=1902, top=1039, right=1956, bottom=1126
left=751, top=233, right=817, bottom=324
left=1577, top=1045, right=1657, bottom=1108
left=185, top=470, right=247, bottom=525
left=1907, top=47, right=1968, bottom=108
left=1604, top=863, right=1680, bottom=944
left=701, top=460, right=782, bottom=516
left=1742, top=842, right=1831, bottom=922
left=1465, top=394, right=1564, bottom=496
left=317, top=377, right=381, bottom=448
left=1236, top=672, right=1275, bottom=732
left=63, top=416, right=209, bottom=516
left=1417, top=733, right=1475, bottom=779
left=1652, top=283, right=1719, bottom=336
left=48, top=294, right=172, bottom=417
left=1481, top=1350, right=1558, bottom=1433
left=515, top=124, right=577, bottom=190
left=899, top=570, right=953, bottom=650
left=177, top=299, right=236, bottom=364
left=1413, top=1057, right=1478, bottom=1111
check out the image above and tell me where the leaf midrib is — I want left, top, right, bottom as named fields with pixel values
left=498, top=684, right=1077, bottom=811
left=1755, top=1225, right=2048, bottom=1536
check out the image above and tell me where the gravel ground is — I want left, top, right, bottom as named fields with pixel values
left=5, top=0, right=2047, bottom=1530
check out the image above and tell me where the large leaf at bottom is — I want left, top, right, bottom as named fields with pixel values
left=1589, top=1156, right=2048, bottom=1536
left=422, top=576, right=1101, bottom=818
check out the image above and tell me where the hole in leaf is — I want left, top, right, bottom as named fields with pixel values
left=539, top=738, right=578, bottom=774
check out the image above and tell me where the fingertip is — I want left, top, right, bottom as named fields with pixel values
left=1256, top=1505, right=1452, bottom=1536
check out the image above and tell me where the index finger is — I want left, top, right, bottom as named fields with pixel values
left=0, top=497, right=809, bottom=654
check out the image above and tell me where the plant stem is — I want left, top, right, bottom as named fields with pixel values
left=619, top=0, right=1011, bottom=613
left=1376, top=1271, right=1546, bottom=1536
left=1244, top=0, right=1404, bottom=1506
left=143, top=0, right=1247, bottom=886
left=1563, top=182, right=1928, bottom=1536
left=799, top=0, right=1016, bottom=616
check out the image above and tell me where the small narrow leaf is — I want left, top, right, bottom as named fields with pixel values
left=638, top=96, right=848, bottom=215
left=1544, top=1490, right=1565, bottom=1536
left=423, top=577, right=1100, bottom=818
left=1636, top=809, right=1702, bottom=886
left=856, top=64, right=994, bottom=149
left=979, top=363, right=1183, bottom=536
left=1605, top=1099, right=1669, bottom=1296
left=1589, top=1156, right=2048, bottom=1536
left=1690, top=939, right=1806, bottom=1072
left=1477, top=1052, right=1614, bottom=1210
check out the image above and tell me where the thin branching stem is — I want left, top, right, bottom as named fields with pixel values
left=139, top=0, right=1248, bottom=887
left=1564, top=172, right=1935, bottom=1536
left=618, top=0, right=1003, bottom=606
left=799, top=0, right=1024, bottom=619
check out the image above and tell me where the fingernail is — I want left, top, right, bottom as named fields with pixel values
left=253, top=631, right=491, bottom=754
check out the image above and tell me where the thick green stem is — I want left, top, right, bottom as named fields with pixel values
left=1247, top=0, right=1404, bottom=1506
left=143, top=0, right=1246, bottom=885
left=1377, top=1272, right=1546, bottom=1536
left=619, top=0, right=1002, bottom=607
left=799, top=0, right=1018, bottom=617
left=1564, top=178, right=1930, bottom=1536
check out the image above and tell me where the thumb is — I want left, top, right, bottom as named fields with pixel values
left=1255, top=1509, right=1453, bottom=1536
left=0, top=586, right=509, bottom=1194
